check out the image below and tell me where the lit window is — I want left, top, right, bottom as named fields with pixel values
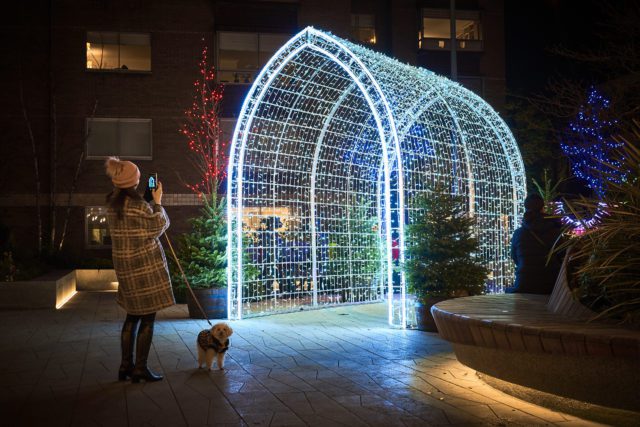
left=420, top=9, right=483, bottom=51
left=86, top=31, right=151, bottom=71
left=86, top=118, right=152, bottom=159
left=217, top=32, right=290, bottom=84
left=351, top=14, right=376, bottom=45
left=86, top=207, right=110, bottom=248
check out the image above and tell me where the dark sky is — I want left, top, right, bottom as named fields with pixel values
left=504, top=0, right=603, bottom=95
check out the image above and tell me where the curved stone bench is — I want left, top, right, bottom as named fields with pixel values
left=431, top=292, right=640, bottom=411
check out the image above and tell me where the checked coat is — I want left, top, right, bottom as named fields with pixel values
left=107, top=197, right=175, bottom=315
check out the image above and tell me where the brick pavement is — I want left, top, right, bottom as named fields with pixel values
left=0, top=292, right=603, bottom=426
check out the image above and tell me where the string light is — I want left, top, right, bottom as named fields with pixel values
left=227, top=27, right=526, bottom=326
left=561, top=87, right=623, bottom=197
left=181, top=43, right=228, bottom=195
left=558, top=87, right=621, bottom=230
left=554, top=200, right=608, bottom=235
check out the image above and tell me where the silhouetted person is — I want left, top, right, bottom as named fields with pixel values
left=509, top=193, right=563, bottom=294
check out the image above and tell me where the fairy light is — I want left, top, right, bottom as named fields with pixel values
left=554, top=201, right=608, bottom=234
left=181, top=43, right=227, bottom=195
left=227, top=27, right=526, bottom=326
left=558, top=87, right=621, bottom=230
left=561, top=87, right=623, bottom=197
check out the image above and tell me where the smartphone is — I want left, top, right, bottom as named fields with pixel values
left=147, top=173, right=158, bottom=190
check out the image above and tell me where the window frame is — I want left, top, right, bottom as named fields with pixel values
left=419, top=8, right=484, bottom=52
left=86, top=31, right=152, bottom=73
left=215, top=31, right=290, bottom=85
left=350, top=13, right=377, bottom=45
left=219, top=117, right=238, bottom=142
left=85, top=117, right=153, bottom=160
left=85, top=206, right=111, bottom=249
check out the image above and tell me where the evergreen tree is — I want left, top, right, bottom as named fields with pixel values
left=561, top=87, right=623, bottom=197
left=406, top=190, right=488, bottom=300
left=170, top=192, right=226, bottom=290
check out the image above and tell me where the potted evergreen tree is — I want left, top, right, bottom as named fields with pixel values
left=171, top=191, right=228, bottom=319
left=406, top=189, right=488, bottom=331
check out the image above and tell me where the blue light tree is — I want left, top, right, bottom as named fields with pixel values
left=561, top=87, right=623, bottom=197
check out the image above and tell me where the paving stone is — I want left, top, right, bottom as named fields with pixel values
left=0, top=292, right=607, bottom=426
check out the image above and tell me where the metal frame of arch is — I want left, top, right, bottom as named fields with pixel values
left=226, top=27, right=526, bottom=327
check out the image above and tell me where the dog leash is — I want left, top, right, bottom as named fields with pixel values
left=163, top=233, right=213, bottom=327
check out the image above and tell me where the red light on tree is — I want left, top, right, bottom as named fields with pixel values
left=181, top=44, right=227, bottom=195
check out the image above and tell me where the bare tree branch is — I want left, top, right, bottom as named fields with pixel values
left=50, top=90, right=57, bottom=252
left=57, top=99, right=98, bottom=252
left=19, top=69, right=42, bottom=255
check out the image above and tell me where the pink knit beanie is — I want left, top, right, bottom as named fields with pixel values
left=105, top=157, right=140, bottom=188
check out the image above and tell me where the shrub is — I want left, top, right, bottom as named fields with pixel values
left=560, top=123, right=640, bottom=325
left=169, top=192, right=226, bottom=291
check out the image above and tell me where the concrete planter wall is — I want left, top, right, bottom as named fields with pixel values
left=76, top=269, right=117, bottom=291
left=0, top=271, right=76, bottom=309
left=0, top=269, right=117, bottom=309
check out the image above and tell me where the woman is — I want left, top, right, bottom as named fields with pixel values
left=105, top=157, right=175, bottom=383
left=509, top=193, right=564, bottom=294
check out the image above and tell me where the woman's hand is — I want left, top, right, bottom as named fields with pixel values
left=152, top=181, right=163, bottom=205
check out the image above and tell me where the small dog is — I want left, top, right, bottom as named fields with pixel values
left=197, top=322, right=233, bottom=371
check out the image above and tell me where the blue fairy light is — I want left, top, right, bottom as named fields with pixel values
left=561, top=87, right=623, bottom=197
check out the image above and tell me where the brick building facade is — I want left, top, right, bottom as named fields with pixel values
left=0, top=0, right=506, bottom=262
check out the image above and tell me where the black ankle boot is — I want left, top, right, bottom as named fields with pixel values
left=118, top=364, right=135, bottom=381
left=119, top=314, right=139, bottom=381
left=131, top=366, right=163, bottom=383
left=131, top=313, right=162, bottom=383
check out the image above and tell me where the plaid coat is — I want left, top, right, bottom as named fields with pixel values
left=107, top=197, right=175, bottom=315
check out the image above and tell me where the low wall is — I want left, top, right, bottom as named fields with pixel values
left=76, top=269, right=117, bottom=291
left=452, top=342, right=640, bottom=412
left=0, top=271, right=76, bottom=309
left=431, top=294, right=640, bottom=411
left=432, top=295, right=640, bottom=412
left=0, top=269, right=118, bottom=309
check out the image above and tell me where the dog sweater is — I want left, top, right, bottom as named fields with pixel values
left=197, top=330, right=229, bottom=353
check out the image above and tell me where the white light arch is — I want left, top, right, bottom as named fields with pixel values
left=227, top=27, right=526, bottom=327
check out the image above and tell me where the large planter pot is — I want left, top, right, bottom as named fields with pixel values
left=187, top=287, right=228, bottom=319
left=415, top=297, right=450, bottom=332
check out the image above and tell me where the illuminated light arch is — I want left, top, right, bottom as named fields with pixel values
left=227, top=27, right=526, bottom=327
